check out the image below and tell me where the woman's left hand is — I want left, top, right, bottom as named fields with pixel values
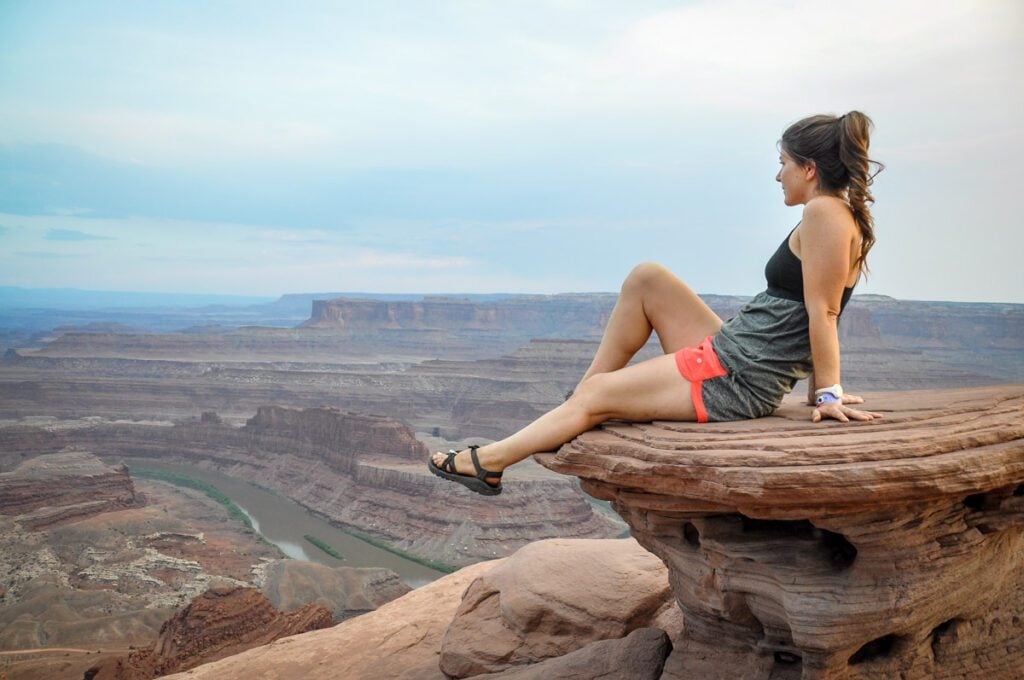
left=812, top=401, right=883, bottom=423
left=841, top=393, right=864, bottom=405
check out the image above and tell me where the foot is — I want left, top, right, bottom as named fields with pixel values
left=428, top=445, right=504, bottom=495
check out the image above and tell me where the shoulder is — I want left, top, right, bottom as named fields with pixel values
left=798, top=197, right=857, bottom=242
left=801, top=195, right=854, bottom=223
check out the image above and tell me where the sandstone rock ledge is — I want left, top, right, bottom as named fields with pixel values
left=537, top=385, right=1024, bottom=679
left=161, top=538, right=678, bottom=680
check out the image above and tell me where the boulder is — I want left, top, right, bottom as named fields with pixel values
left=439, top=538, right=673, bottom=677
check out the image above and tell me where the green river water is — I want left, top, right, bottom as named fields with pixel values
left=125, top=459, right=445, bottom=588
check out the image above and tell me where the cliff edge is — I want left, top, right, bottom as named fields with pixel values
left=160, top=385, right=1022, bottom=680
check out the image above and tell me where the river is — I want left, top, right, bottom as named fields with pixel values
left=125, top=459, right=445, bottom=588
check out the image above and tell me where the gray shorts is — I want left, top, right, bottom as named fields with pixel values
left=678, top=292, right=812, bottom=422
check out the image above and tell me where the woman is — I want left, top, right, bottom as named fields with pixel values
left=429, top=111, right=884, bottom=495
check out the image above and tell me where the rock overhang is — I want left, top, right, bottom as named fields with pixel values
left=535, top=385, right=1024, bottom=678
left=537, top=385, right=1024, bottom=518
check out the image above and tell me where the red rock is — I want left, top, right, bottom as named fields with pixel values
left=439, top=538, right=673, bottom=678
left=87, top=586, right=331, bottom=680
left=538, top=386, right=1024, bottom=679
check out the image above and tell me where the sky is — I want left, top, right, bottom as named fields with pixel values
left=1, top=0, right=1022, bottom=302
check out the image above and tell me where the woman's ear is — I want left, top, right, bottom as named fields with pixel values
left=803, top=160, right=817, bottom=182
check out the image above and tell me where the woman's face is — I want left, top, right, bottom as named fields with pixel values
left=776, top=150, right=816, bottom=206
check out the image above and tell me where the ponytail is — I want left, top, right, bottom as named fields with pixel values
left=837, top=112, right=883, bottom=274
left=781, top=111, right=884, bottom=276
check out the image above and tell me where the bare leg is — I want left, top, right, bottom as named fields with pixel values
left=430, top=353, right=698, bottom=484
left=429, top=262, right=722, bottom=487
left=580, top=262, right=723, bottom=384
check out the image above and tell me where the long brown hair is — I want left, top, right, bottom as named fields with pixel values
left=780, top=111, right=883, bottom=276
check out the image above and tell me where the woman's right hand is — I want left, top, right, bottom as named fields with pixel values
left=812, top=401, right=883, bottom=423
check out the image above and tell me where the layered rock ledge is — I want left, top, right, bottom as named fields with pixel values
left=0, top=451, right=138, bottom=530
left=537, top=385, right=1024, bottom=679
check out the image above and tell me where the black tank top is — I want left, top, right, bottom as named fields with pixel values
left=764, top=227, right=854, bottom=312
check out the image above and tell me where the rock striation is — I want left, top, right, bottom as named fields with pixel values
left=538, top=385, right=1024, bottom=679
left=301, top=294, right=622, bottom=340
left=244, top=404, right=429, bottom=467
left=4, top=293, right=1022, bottom=444
left=0, top=451, right=137, bottom=530
left=87, top=586, right=332, bottom=679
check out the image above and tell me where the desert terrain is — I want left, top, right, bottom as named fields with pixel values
left=1, top=291, right=1021, bottom=678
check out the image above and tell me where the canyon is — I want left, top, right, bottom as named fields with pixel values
left=2, top=294, right=1021, bottom=439
left=0, top=407, right=619, bottom=570
left=0, top=450, right=412, bottom=679
left=1, top=291, right=1022, bottom=678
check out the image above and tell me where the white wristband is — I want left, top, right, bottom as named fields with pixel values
left=814, top=384, right=843, bottom=399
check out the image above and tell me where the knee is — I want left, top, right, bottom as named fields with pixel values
left=570, top=373, right=614, bottom=422
left=622, top=261, right=671, bottom=295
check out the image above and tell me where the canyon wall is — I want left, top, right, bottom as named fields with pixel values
left=3, top=295, right=1021, bottom=439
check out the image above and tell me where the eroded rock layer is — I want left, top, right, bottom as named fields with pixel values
left=0, top=451, right=137, bottom=530
left=87, top=586, right=332, bottom=680
left=4, top=296, right=1021, bottom=437
left=538, top=385, right=1024, bottom=679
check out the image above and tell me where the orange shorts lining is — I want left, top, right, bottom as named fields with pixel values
left=674, top=335, right=728, bottom=423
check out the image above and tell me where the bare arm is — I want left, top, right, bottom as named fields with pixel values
left=799, top=199, right=880, bottom=423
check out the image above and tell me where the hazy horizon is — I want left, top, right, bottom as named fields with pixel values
left=2, top=1, right=1022, bottom=303
left=3, top=283, right=1021, bottom=311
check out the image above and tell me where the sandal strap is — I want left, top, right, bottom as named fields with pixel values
left=468, top=445, right=503, bottom=482
left=438, top=450, right=458, bottom=474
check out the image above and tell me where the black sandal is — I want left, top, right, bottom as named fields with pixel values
left=427, top=445, right=503, bottom=496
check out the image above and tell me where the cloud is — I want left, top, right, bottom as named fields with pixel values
left=586, top=0, right=1019, bottom=115
left=45, top=228, right=114, bottom=241
left=0, top=225, right=7, bottom=236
